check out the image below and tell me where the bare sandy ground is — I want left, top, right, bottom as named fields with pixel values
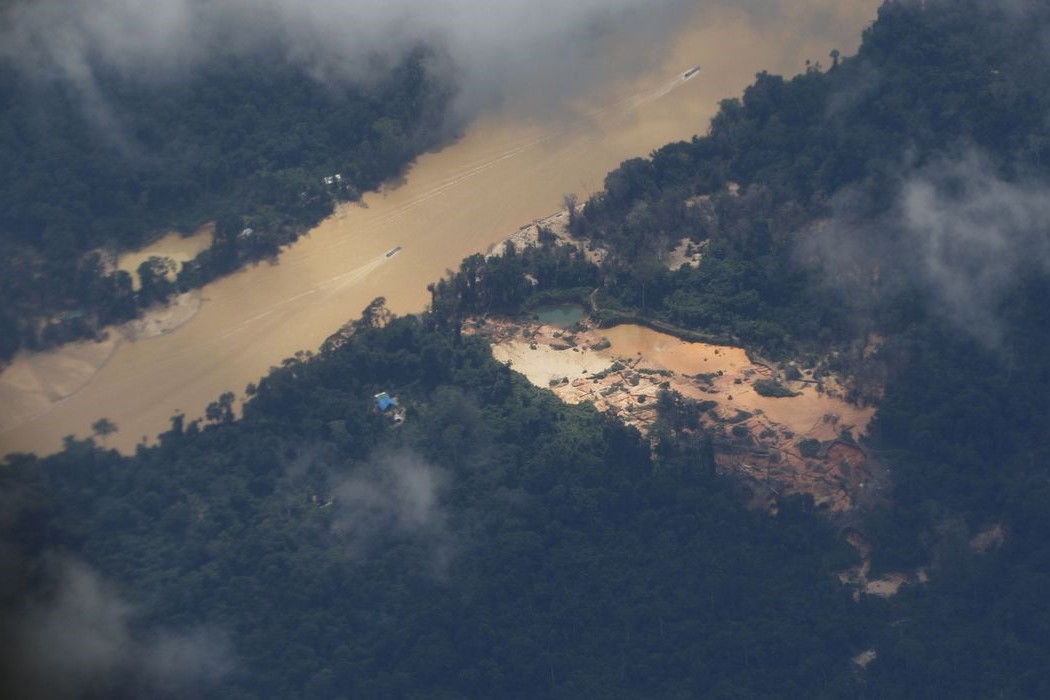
left=666, top=237, right=703, bottom=270
left=116, top=224, right=214, bottom=288
left=837, top=521, right=1005, bottom=602
left=492, top=339, right=612, bottom=380
left=121, top=291, right=204, bottom=341
left=0, top=291, right=204, bottom=441
left=474, top=316, right=877, bottom=511
left=0, top=336, right=122, bottom=434
left=486, top=319, right=872, bottom=442
left=837, top=529, right=928, bottom=601
left=489, top=208, right=606, bottom=265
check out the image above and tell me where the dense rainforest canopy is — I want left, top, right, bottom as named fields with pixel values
left=571, top=0, right=1050, bottom=357
left=5, top=1, right=1050, bottom=697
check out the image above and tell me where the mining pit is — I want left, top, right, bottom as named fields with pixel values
left=469, top=315, right=881, bottom=512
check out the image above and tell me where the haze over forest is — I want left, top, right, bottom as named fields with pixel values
left=5, top=1, right=1050, bottom=698
left=3, top=0, right=722, bottom=116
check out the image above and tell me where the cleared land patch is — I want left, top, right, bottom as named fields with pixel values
left=469, top=315, right=880, bottom=512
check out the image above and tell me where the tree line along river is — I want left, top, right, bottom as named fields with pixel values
left=0, top=1, right=878, bottom=456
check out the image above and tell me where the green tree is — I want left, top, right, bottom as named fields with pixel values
left=90, top=417, right=118, bottom=445
left=205, top=392, right=236, bottom=425
left=136, top=256, right=176, bottom=305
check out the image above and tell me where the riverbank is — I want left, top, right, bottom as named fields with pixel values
left=0, top=291, right=206, bottom=438
left=0, top=1, right=880, bottom=458
left=120, top=291, right=204, bottom=341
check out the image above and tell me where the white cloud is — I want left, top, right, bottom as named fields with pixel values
left=803, top=150, right=1050, bottom=342
left=0, top=0, right=699, bottom=117
left=900, top=152, right=1050, bottom=337
left=4, top=556, right=233, bottom=699
left=332, top=451, right=453, bottom=569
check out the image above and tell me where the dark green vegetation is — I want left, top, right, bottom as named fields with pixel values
left=3, top=307, right=882, bottom=699
left=751, top=379, right=798, bottom=399
left=427, top=235, right=601, bottom=322
left=856, top=279, right=1050, bottom=697
left=0, top=48, right=452, bottom=360
left=6, top=1, right=1050, bottom=697
left=569, top=0, right=1050, bottom=359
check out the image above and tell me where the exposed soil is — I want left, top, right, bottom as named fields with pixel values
left=489, top=208, right=606, bottom=265
left=666, top=237, right=705, bottom=270
left=837, top=529, right=928, bottom=601
left=469, top=314, right=880, bottom=512
left=120, top=291, right=204, bottom=341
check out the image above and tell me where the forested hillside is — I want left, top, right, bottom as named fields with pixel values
left=571, top=0, right=1050, bottom=356
left=2, top=307, right=881, bottom=698
left=4, top=295, right=1050, bottom=698
left=6, top=1, right=1050, bottom=697
left=0, top=46, right=452, bottom=360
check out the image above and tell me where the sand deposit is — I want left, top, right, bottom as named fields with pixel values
left=472, top=315, right=879, bottom=511
left=490, top=209, right=607, bottom=265
left=117, top=224, right=215, bottom=289
left=666, top=237, right=705, bottom=270
left=837, top=529, right=928, bottom=601
left=0, top=291, right=205, bottom=440
left=121, top=291, right=204, bottom=341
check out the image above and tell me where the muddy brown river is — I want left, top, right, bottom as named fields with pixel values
left=0, top=1, right=879, bottom=456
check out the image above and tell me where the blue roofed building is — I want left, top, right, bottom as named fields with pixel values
left=374, top=392, right=397, bottom=412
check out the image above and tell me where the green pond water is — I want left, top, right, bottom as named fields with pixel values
left=534, top=304, right=585, bottom=328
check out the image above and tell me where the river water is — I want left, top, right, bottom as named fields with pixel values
left=0, top=1, right=879, bottom=456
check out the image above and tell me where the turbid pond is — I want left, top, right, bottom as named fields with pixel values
left=533, top=304, right=587, bottom=329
